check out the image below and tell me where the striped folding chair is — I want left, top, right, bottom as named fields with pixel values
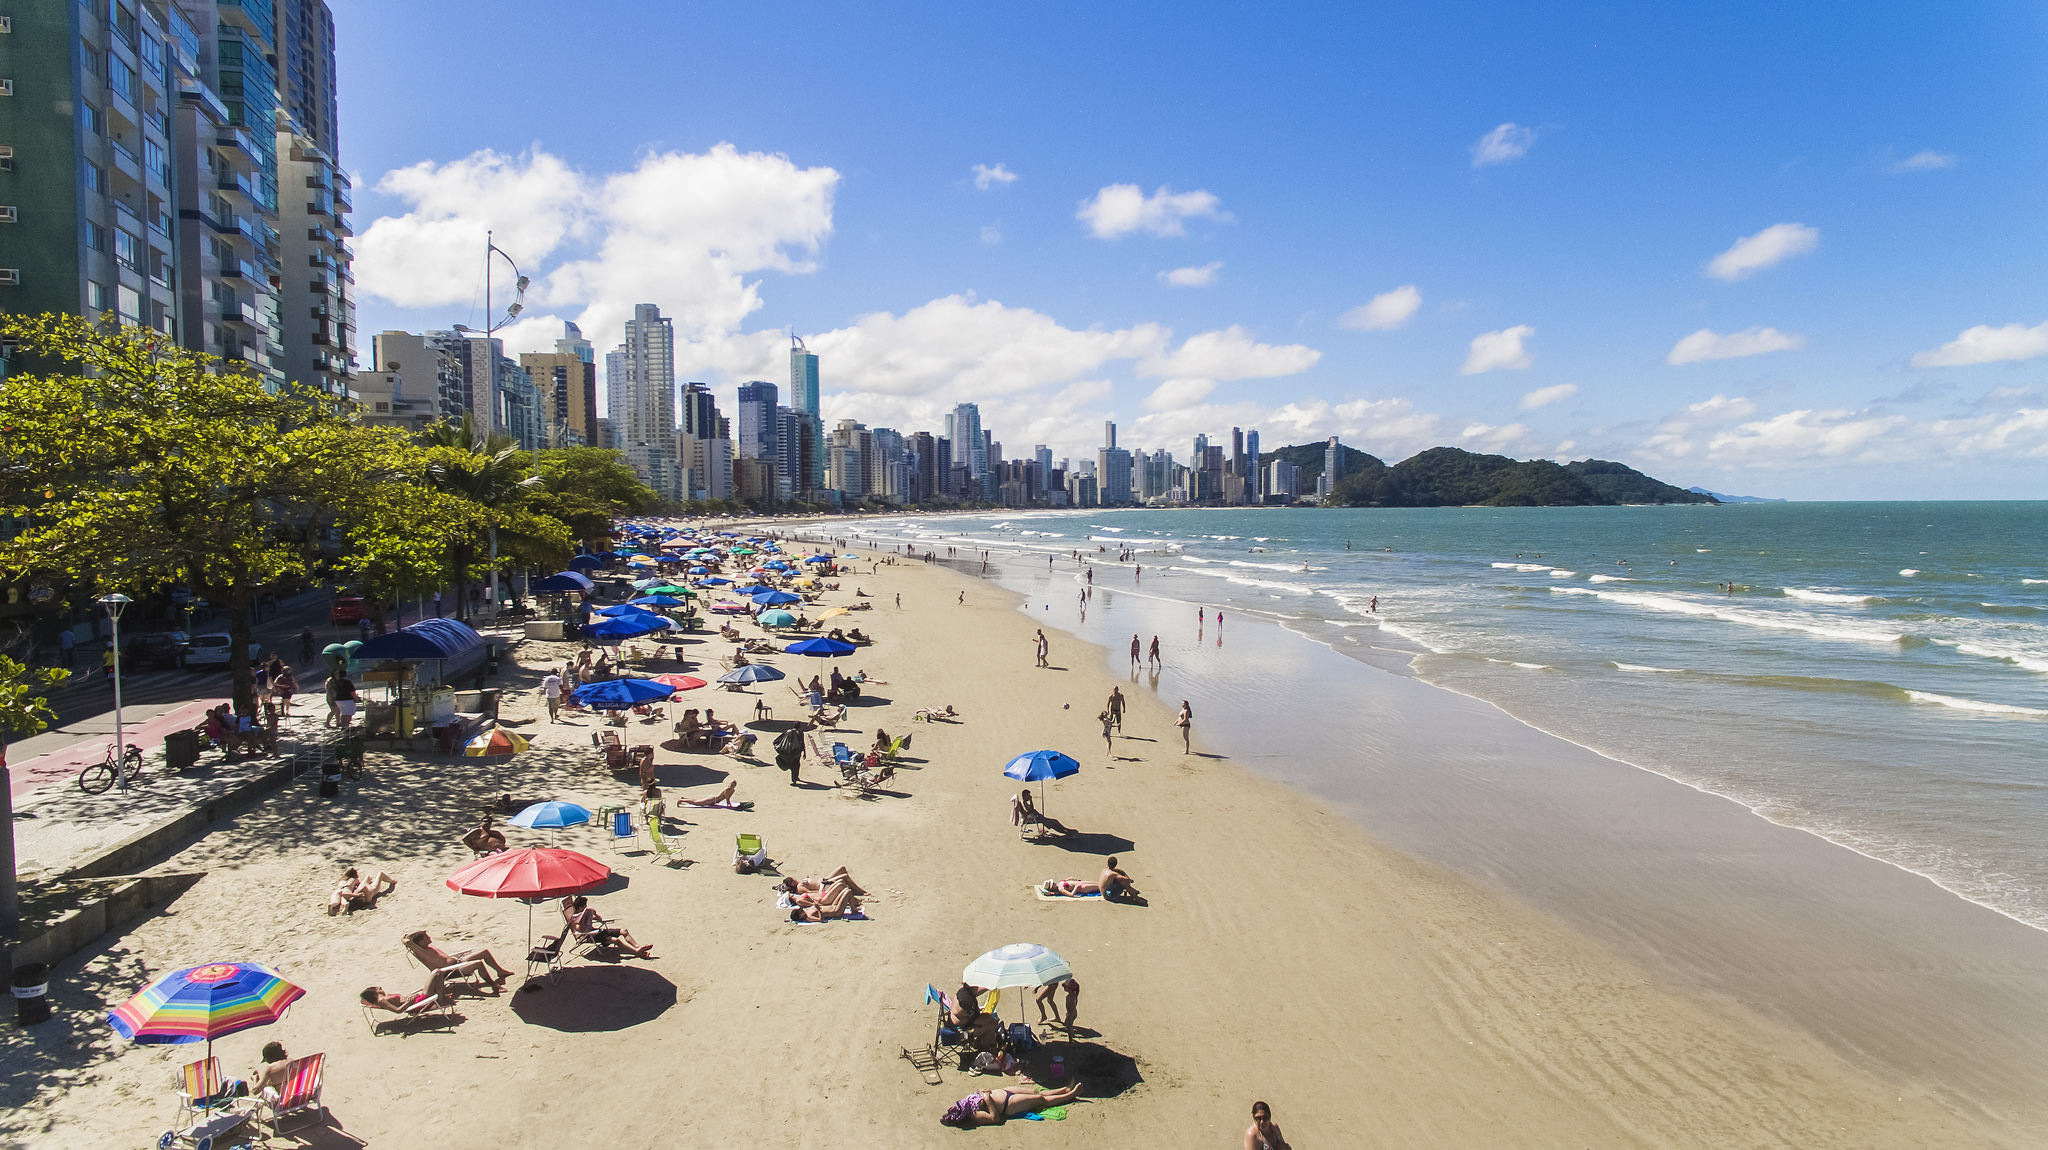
left=174, top=1056, right=232, bottom=1126
left=260, top=1053, right=326, bottom=1134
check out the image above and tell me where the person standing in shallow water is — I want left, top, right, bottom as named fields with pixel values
left=1148, top=635, right=1161, bottom=667
left=1129, top=634, right=1141, bottom=669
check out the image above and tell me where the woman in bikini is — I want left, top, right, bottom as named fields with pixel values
left=1244, top=1100, right=1293, bottom=1149
left=939, top=1080, right=1087, bottom=1126
left=675, top=780, right=742, bottom=808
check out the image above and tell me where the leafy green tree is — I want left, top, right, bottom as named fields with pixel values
left=0, top=655, right=67, bottom=934
left=417, top=416, right=568, bottom=615
left=0, top=314, right=370, bottom=713
left=531, top=447, right=659, bottom=548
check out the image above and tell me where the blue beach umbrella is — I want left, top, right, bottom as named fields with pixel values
left=1003, top=750, right=1081, bottom=781
left=758, top=609, right=796, bottom=627
left=630, top=594, right=687, bottom=607
left=688, top=566, right=709, bottom=575
left=508, top=801, right=592, bottom=829
left=593, top=604, right=664, bottom=619
left=582, top=615, right=671, bottom=641
left=571, top=677, right=678, bottom=710
left=752, top=589, right=802, bottom=606
left=717, top=664, right=786, bottom=686
left=734, top=583, right=777, bottom=596
left=566, top=554, right=604, bottom=570
left=697, top=577, right=732, bottom=587
left=785, top=637, right=856, bottom=657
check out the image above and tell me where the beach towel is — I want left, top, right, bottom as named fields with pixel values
left=1033, top=883, right=1103, bottom=902
left=1021, top=1106, right=1068, bottom=1121
left=701, top=801, right=754, bottom=811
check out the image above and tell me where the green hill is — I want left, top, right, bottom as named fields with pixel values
left=1257, top=444, right=1715, bottom=507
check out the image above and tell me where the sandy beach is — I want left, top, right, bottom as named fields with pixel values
left=0, top=541, right=2023, bottom=1149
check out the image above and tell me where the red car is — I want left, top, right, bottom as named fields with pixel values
left=330, top=596, right=367, bottom=624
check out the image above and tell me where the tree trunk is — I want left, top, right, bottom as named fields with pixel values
left=1, top=739, right=18, bottom=941
left=225, top=587, right=256, bottom=716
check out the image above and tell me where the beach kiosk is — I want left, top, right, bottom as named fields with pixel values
left=351, top=619, right=489, bottom=745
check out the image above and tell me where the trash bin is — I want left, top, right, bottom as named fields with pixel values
left=13, top=962, right=51, bottom=1027
left=164, top=728, right=202, bottom=772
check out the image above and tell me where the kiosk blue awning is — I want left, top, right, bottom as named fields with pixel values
left=353, top=618, right=485, bottom=661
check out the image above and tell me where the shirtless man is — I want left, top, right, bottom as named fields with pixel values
left=1099, top=856, right=1140, bottom=901
left=326, top=867, right=396, bottom=915
left=1012, top=789, right=1074, bottom=836
left=403, top=929, right=512, bottom=989
left=249, top=1042, right=293, bottom=1105
left=462, top=813, right=507, bottom=855
left=1107, top=686, right=1125, bottom=730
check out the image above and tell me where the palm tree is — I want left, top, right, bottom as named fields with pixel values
left=420, top=415, right=544, bottom=620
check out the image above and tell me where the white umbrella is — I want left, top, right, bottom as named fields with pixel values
left=963, top=943, right=1071, bottom=991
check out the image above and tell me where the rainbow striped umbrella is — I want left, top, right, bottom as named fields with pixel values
left=107, top=960, right=304, bottom=1059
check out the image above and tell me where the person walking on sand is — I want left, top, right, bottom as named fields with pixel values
left=1107, top=686, right=1125, bottom=730
left=1100, top=708, right=1115, bottom=756
left=541, top=668, right=563, bottom=723
left=1129, top=633, right=1141, bottom=670
left=958, top=591, right=965, bottom=605
left=1176, top=699, right=1192, bottom=753
left=1245, top=1101, right=1292, bottom=1150
left=1035, top=630, right=1049, bottom=668
left=1148, top=634, right=1161, bottom=667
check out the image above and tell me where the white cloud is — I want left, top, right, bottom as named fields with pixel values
left=1129, top=395, right=1447, bottom=462
left=1143, top=378, right=1218, bottom=411
left=1706, top=223, right=1819, bottom=282
left=1159, top=262, right=1223, bottom=287
left=1137, top=325, right=1320, bottom=380
left=972, top=163, right=1018, bottom=189
left=1666, top=326, right=1806, bottom=365
left=356, top=143, right=839, bottom=361
left=1339, top=285, right=1422, bottom=331
left=1891, top=151, right=1956, bottom=173
left=805, top=294, right=1164, bottom=401
left=1461, top=325, right=1535, bottom=374
left=980, top=222, right=1003, bottom=246
left=1470, top=123, right=1536, bottom=168
left=1459, top=422, right=1532, bottom=452
left=1909, top=320, right=2048, bottom=367
left=1077, top=183, right=1229, bottom=239
left=1519, top=383, right=1578, bottom=410
left=1634, top=390, right=2048, bottom=467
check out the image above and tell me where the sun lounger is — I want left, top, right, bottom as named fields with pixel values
left=884, top=733, right=912, bottom=761
left=734, top=833, right=766, bottom=871
left=174, top=1056, right=239, bottom=1127
left=361, top=991, right=454, bottom=1034
left=526, top=933, right=571, bottom=984
left=255, top=1053, right=326, bottom=1135
left=605, top=807, right=639, bottom=853
left=648, top=818, right=687, bottom=867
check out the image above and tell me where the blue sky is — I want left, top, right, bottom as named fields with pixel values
left=342, top=1, right=2048, bottom=499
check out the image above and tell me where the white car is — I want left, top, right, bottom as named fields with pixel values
left=184, top=634, right=262, bottom=670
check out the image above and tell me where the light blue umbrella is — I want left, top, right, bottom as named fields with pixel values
left=717, top=664, right=786, bottom=686
left=759, top=609, right=797, bottom=627
left=508, top=801, right=592, bottom=829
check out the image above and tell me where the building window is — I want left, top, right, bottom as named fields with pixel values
left=117, top=284, right=141, bottom=323
left=82, top=103, right=103, bottom=134
left=88, top=281, right=109, bottom=310
left=142, top=138, right=166, bottom=183
left=84, top=162, right=105, bottom=193
left=113, top=228, right=138, bottom=270
left=108, top=57, right=136, bottom=103
left=80, top=42, right=101, bottom=77
left=110, top=2, right=140, bottom=48
left=84, top=220, right=105, bottom=251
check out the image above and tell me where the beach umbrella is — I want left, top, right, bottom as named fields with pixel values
left=841, top=554, right=859, bottom=560
left=785, top=637, right=856, bottom=657
left=631, top=577, right=666, bottom=590
left=697, top=577, right=732, bottom=587
left=464, top=730, right=531, bottom=757
left=594, top=603, right=664, bottom=619
left=108, top=961, right=305, bottom=1061
left=645, top=584, right=691, bottom=596
left=566, top=554, right=604, bottom=570
left=752, top=590, right=802, bottom=606
left=688, top=566, right=709, bottom=575
left=648, top=674, right=707, bottom=692
left=582, top=615, right=672, bottom=641
left=572, top=677, right=677, bottom=710
left=759, top=609, right=797, bottom=627
left=709, top=601, right=748, bottom=614
left=963, top=943, right=1072, bottom=992
left=533, top=571, right=595, bottom=593
left=718, top=664, right=786, bottom=686
left=817, top=607, right=851, bottom=620
left=630, top=595, right=687, bottom=607
left=446, top=847, right=612, bottom=963
left=734, top=583, right=777, bottom=596
left=506, top=801, right=591, bottom=829
left=1004, top=749, right=1081, bottom=826
left=805, top=555, right=831, bottom=565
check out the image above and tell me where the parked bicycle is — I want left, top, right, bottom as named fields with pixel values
left=78, top=742, right=145, bottom=795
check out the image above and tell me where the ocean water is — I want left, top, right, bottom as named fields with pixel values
left=846, top=502, right=2048, bottom=931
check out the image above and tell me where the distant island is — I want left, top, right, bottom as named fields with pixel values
left=1260, top=444, right=1717, bottom=507
left=1687, top=487, right=1787, bottom=504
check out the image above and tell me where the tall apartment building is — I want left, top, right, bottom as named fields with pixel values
left=735, top=380, right=779, bottom=465
left=372, top=329, right=463, bottom=425
left=1244, top=428, right=1261, bottom=500
left=775, top=406, right=814, bottom=502
left=827, top=419, right=868, bottom=500
left=518, top=321, right=598, bottom=447
left=608, top=303, right=680, bottom=500
left=789, top=340, right=823, bottom=495
left=273, top=0, right=349, bottom=395
left=1266, top=458, right=1300, bottom=502
left=679, top=381, right=731, bottom=501
left=948, top=404, right=985, bottom=481
left=1097, top=421, right=1134, bottom=506
left=1319, top=435, right=1344, bottom=498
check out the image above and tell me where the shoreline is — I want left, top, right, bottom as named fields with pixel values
left=0, top=542, right=2024, bottom=1147
left=959, top=543, right=2048, bottom=1134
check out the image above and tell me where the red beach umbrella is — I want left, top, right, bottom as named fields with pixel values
left=448, top=847, right=612, bottom=964
left=648, top=674, right=707, bottom=692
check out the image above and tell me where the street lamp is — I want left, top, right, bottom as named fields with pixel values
left=97, top=594, right=132, bottom=791
left=452, top=232, right=530, bottom=616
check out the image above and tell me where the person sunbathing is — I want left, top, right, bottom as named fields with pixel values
left=462, top=813, right=507, bottom=855
left=561, top=895, right=655, bottom=958
left=870, top=729, right=894, bottom=757
left=1011, top=790, right=1073, bottom=836
left=777, top=867, right=867, bottom=904
left=847, top=627, right=868, bottom=642
left=1039, top=878, right=1105, bottom=897
left=677, top=780, right=741, bottom=807
left=249, top=1042, right=293, bottom=1105
left=403, top=929, right=512, bottom=989
left=360, top=976, right=455, bottom=1016
left=704, top=709, right=738, bottom=737
left=785, top=880, right=863, bottom=921
left=939, top=1081, right=1087, bottom=1127
left=326, top=867, right=396, bottom=915
left=721, top=730, right=758, bottom=757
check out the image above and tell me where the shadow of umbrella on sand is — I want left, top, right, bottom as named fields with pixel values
left=509, top=964, right=678, bottom=1032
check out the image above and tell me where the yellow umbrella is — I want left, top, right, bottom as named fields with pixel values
left=464, top=730, right=531, bottom=756
left=817, top=607, right=851, bottom=620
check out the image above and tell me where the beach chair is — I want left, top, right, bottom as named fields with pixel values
left=806, top=734, right=837, bottom=773
left=173, top=1056, right=238, bottom=1127
left=361, top=991, right=454, bottom=1034
left=593, top=730, right=628, bottom=770
left=925, top=984, right=967, bottom=1056
left=734, top=833, right=766, bottom=871
left=606, top=807, right=639, bottom=853
left=647, top=818, right=688, bottom=867
left=404, top=944, right=485, bottom=992
left=884, top=733, right=912, bottom=761
left=255, top=1053, right=326, bottom=1135
left=526, top=933, right=571, bottom=984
